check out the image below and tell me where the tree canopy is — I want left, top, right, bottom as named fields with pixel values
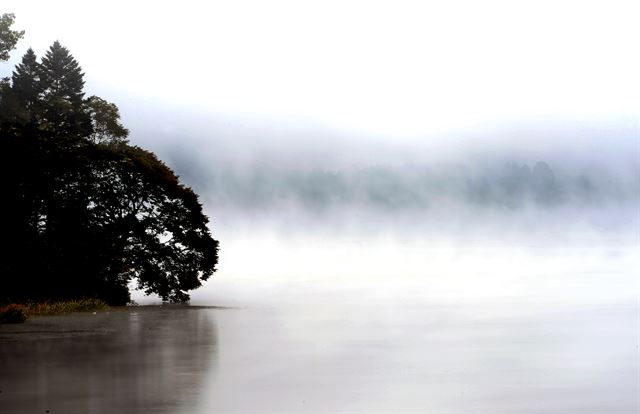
left=0, top=19, right=218, bottom=304
left=0, top=13, right=24, bottom=62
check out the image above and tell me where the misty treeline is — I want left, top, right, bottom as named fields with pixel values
left=175, top=158, right=636, bottom=213
left=0, top=15, right=218, bottom=305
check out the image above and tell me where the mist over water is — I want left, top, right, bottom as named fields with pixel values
left=126, top=104, right=639, bottom=320
left=124, top=108, right=638, bottom=240
left=119, top=109, right=639, bottom=413
left=131, top=219, right=639, bottom=413
left=3, top=2, right=639, bottom=412
left=120, top=107, right=639, bottom=412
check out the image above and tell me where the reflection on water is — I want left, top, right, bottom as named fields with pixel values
left=0, top=308, right=218, bottom=414
left=1, top=238, right=638, bottom=413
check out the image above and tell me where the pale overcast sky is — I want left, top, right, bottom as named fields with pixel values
left=3, top=0, right=639, bottom=139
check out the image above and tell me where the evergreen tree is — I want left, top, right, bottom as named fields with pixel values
left=40, top=41, right=85, bottom=104
left=11, top=48, right=43, bottom=123
left=39, top=41, right=91, bottom=140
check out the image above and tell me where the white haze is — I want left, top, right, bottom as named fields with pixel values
left=3, top=0, right=639, bottom=138
left=3, top=3, right=639, bottom=412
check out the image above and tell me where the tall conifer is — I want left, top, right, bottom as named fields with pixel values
left=40, top=41, right=85, bottom=103
left=11, top=48, right=43, bottom=119
left=39, top=41, right=90, bottom=139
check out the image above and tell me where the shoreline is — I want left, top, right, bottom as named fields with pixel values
left=0, top=305, right=231, bottom=342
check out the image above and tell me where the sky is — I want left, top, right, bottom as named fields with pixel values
left=3, top=0, right=639, bottom=139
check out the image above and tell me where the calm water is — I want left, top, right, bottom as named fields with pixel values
left=1, top=237, right=638, bottom=413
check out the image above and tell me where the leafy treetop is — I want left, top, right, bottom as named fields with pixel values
left=0, top=13, right=24, bottom=61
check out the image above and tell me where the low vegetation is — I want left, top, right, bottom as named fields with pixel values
left=0, top=299, right=108, bottom=324
left=0, top=304, right=28, bottom=324
left=24, top=298, right=108, bottom=316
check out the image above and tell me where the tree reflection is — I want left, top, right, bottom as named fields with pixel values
left=0, top=307, right=218, bottom=413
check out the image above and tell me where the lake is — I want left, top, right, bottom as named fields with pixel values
left=1, top=235, right=638, bottom=413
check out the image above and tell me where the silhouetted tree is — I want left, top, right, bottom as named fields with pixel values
left=0, top=35, right=218, bottom=305
left=11, top=48, right=42, bottom=114
left=84, top=145, right=218, bottom=302
left=39, top=41, right=91, bottom=141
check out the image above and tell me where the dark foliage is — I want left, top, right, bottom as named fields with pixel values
left=0, top=13, right=24, bottom=62
left=0, top=39, right=218, bottom=305
left=0, top=304, right=28, bottom=324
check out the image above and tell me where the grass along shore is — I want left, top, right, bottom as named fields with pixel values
left=0, top=299, right=108, bottom=324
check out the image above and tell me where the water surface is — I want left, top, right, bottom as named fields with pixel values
left=1, top=238, right=638, bottom=413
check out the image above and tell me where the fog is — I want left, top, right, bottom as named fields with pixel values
left=117, top=107, right=638, bottom=239
left=4, top=0, right=639, bottom=136
left=3, top=2, right=639, bottom=412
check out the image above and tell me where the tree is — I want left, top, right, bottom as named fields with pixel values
left=85, top=95, right=129, bottom=145
left=0, top=13, right=24, bottom=61
left=8, top=48, right=43, bottom=126
left=39, top=41, right=91, bottom=140
left=0, top=40, right=219, bottom=305
left=12, top=49, right=42, bottom=106
left=0, top=13, right=24, bottom=124
left=84, top=145, right=219, bottom=303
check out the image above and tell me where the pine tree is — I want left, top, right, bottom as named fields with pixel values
left=39, top=41, right=91, bottom=139
left=11, top=48, right=43, bottom=121
left=40, top=41, right=85, bottom=103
